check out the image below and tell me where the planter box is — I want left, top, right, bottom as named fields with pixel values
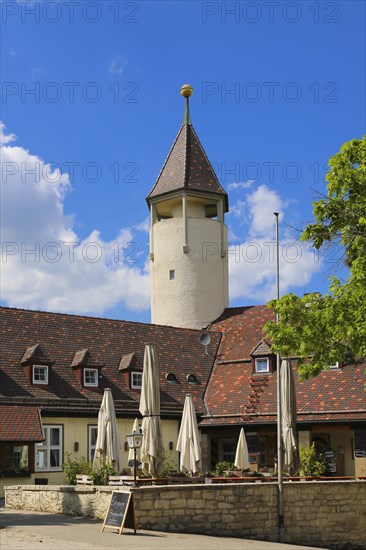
left=0, top=470, right=31, bottom=478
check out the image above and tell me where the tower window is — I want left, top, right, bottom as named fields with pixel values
left=169, top=270, right=175, bottom=280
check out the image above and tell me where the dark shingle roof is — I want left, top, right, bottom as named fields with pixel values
left=21, top=344, right=52, bottom=365
left=71, top=349, right=101, bottom=368
left=147, top=124, right=229, bottom=211
left=0, top=307, right=221, bottom=417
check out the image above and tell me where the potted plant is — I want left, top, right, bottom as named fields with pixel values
left=214, top=461, right=236, bottom=477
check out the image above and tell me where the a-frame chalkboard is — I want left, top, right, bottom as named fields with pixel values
left=101, top=491, right=136, bottom=534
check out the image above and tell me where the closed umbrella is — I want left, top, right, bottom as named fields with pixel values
left=280, top=358, right=297, bottom=473
left=176, top=394, right=201, bottom=475
left=128, top=417, right=141, bottom=465
left=139, top=343, right=164, bottom=477
left=234, top=427, right=250, bottom=472
left=94, top=388, right=122, bottom=472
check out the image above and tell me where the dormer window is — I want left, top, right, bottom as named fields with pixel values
left=33, top=365, right=49, bottom=385
left=251, top=339, right=274, bottom=374
left=255, top=358, right=269, bottom=373
left=186, top=373, right=199, bottom=384
left=84, top=368, right=98, bottom=387
left=329, top=362, right=340, bottom=370
left=166, top=372, right=178, bottom=383
left=131, top=371, right=142, bottom=389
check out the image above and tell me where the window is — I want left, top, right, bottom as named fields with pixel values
left=165, top=372, right=178, bottom=383
left=169, top=269, right=175, bottom=280
left=88, top=425, right=98, bottom=461
left=35, top=425, right=62, bottom=471
left=329, top=362, right=340, bottom=369
left=32, top=365, right=48, bottom=385
left=186, top=374, right=199, bottom=384
left=255, top=358, right=269, bottom=373
left=84, top=368, right=98, bottom=387
left=5, top=445, right=29, bottom=471
left=218, top=438, right=236, bottom=462
left=131, top=371, right=142, bottom=389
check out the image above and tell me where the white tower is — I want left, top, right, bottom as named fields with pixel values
left=147, top=85, right=229, bottom=330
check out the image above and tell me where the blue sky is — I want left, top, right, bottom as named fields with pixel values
left=1, top=0, right=365, bottom=323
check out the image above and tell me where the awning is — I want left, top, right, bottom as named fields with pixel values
left=0, top=405, right=44, bottom=442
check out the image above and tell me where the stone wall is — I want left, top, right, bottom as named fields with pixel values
left=5, top=481, right=366, bottom=550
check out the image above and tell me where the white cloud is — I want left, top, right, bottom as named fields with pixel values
left=227, top=180, right=254, bottom=191
left=247, top=184, right=283, bottom=237
left=0, top=123, right=16, bottom=144
left=0, top=123, right=150, bottom=315
left=228, top=184, right=322, bottom=302
left=230, top=199, right=246, bottom=218
left=109, top=56, right=127, bottom=76
left=134, top=217, right=149, bottom=233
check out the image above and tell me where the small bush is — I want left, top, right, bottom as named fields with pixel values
left=62, top=453, right=92, bottom=485
left=62, top=453, right=116, bottom=485
left=299, top=443, right=327, bottom=477
left=161, top=449, right=179, bottom=477
left=91, top=462, right=116, bottom=485
left=214, top=461, right=236, bottom=476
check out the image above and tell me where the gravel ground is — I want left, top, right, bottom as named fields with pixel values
left=0, top=508, right=326, bottom=550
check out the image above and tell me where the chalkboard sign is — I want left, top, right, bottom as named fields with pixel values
left=354, top=429, right=366, bottom=458
left=102, top=491, right=136, bottom=534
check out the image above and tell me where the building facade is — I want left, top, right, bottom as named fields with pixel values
left=1, top=86, right=365, bottom=495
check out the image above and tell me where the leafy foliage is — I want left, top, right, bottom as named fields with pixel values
left=161, top=449, right=179, bottom=477
left=299, top=443, right=327, bottom=477
left=62, top=453, right=116, bottom=485
left=214, top=461, right=236, bottom=476
left=265, top=136, right=366, bottom=379
left=91, top=462, right=117, bottom=485
left=62, top=453, right=93, bottom=485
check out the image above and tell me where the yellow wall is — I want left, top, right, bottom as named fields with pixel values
left=40, top=417, right=180, bottom=485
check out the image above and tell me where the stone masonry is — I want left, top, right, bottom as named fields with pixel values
left=5, top=481, right=366, bottom=550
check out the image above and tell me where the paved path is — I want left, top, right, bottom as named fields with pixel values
left=0, top=508, right=325, bottom=550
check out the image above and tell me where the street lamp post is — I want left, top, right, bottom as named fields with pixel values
left=126, top=430, right=143, bottom=486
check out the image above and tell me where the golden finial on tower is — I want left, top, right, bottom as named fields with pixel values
left=180, top=84, right=193, bottom=125
left=180, top=84, right=194, bottom=98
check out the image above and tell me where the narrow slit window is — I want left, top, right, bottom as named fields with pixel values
left=169, top=270, right=175, bottom=280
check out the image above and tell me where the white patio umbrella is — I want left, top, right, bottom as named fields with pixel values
left=234, top=427, right=250, bottom=472
left=176, top=394, right=202, bottom=475
left=280, top=358, right=298, bottom=473
left=139, top=343, right=164, bottom=477
left=128, top=417, right=142, bottom=465
left=93, top=388, right=122, bottom=472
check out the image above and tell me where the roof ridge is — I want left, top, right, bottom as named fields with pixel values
left=189, top=125, right=227, bottom=196
left=147, top=124, right=184, bottom=200
left=0, top=305, right=222, bottom=334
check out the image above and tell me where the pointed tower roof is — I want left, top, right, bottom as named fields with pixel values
left=147, top=84, right=229, bottom=212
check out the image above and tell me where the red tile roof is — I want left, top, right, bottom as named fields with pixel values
left=147, top=124, right=228, bottom=211
left=21, top=344, right=51, bottom=365
left=1, top=305, right=364, bottom=429
left=0, top=405, right=44, bottom=442
left=204, top=306, right=366, bottom=426
left=0, top=307, right=221, bottom=417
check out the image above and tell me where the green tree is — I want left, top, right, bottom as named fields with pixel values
left=265, top=136, right=366, bottom=379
